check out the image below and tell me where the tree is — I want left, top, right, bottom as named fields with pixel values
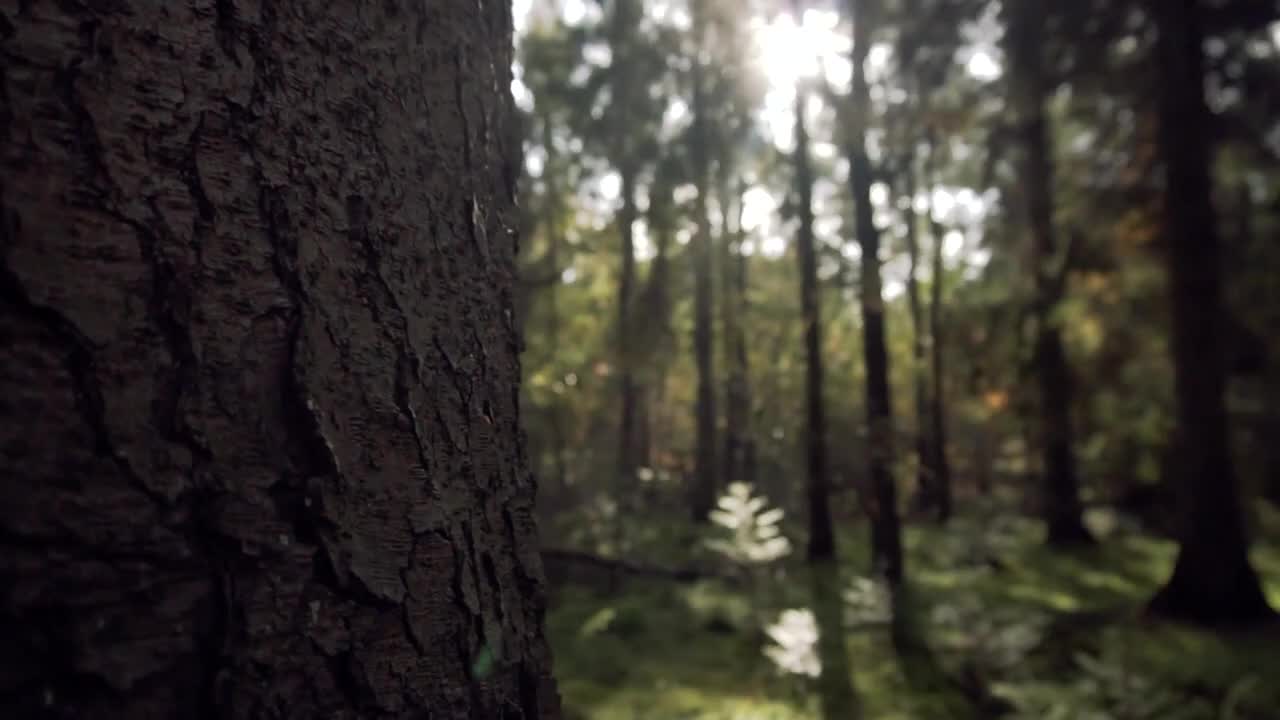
left=721, top=179, right=757, bottom=490
left=689, top=0, right=719, bottom=522
left=900, top=144, right=939, bottom=518
left=846, top=0, right=904, bottom=583
left=1147, top=0, right=1274, bottom=624
left=607, top=0, right=646, bottom=489
left=792, top=75, right=838, bottom=562
left=0, top=3, right=561, bottom=717
left=1005, top=0, right=1093, bottom=546
left=924, top=132, right=954, bottom=522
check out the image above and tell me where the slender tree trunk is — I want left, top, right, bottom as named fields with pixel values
left=1006, top=0, right=1093, bottom=546
left=608, top=0, right=643, bottom=492
left=926, top=137, right=953, bottom=522
left=616, top=165, right=640, bottom=487
left=541, top=123, right=569, bottom=493
left=794, top=82, right=838, bottom=563
left=721, top=181, right=749, bottom=488
left=848, top=0, right=903, bottom=583
left=1148, top=0, right=1273, bottom=624
left=690, top=1, right=718, bottom=522
left=902, top=151, right=938, bottom=516
left=0, top=3, right=560, bottom=717
left=732, top=179, right=758, bottom=488
left=642, top=185, right=675, bottom=478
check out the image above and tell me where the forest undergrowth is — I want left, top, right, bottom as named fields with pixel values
left=545, top=499, right=1280, bottom=720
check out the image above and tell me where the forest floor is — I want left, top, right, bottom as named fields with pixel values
left=544, top=501, right=1280, bottom=719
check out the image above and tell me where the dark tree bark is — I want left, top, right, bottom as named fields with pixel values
left=925, top=137, right=953, bottom=523
left=0, top=3, right=560, bottom=718
left=1148, top=0, right=1274, bottom=625
left=1006, top=0, right=1093, bottom=547
left=847, top=0, right=903, bottom=583
left=689, top=0, right=718, bottom=522
left=793, top=81, right=837, bottom=563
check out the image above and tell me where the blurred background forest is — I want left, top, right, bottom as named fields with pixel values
left=511, top=0, right=1280, bottom=717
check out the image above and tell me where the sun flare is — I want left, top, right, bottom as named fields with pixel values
left=752, top=10, right=848, bottom=94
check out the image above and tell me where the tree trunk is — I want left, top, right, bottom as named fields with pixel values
left=848, top=0, right=903, bottom=584
left=926, top=137, right=953, bottom=522
left=793, top=83, right=837, bottom=563
left=615, top=165, right=640, bottom=488
left=608, top=0, right=643, bottom=493
left=690, top=0, right=718, bottom=522
left=541, top=122, right=569, bottom=493
left=1148, top=0, right=1273, bottom=624
left=0, top=3, right=560, bottom=718
left=731, top=179, right=758, bottom=489
left=902, top=149, right=938, bottom=518
left=641, top=176, right=676, bottom=479
left=1006, top=0, right=1093, bottom=546
left=721, top=180, right=750, bottom=489
left=737, top=242, right=758, bottom=490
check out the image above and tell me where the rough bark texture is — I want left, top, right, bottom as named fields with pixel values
left=1148, top=0, right=1273, bottom=625
left=689, top=0, right=718, bottom=523
left=793, top=83, right=836, bottom=563
left=1, top=2, right=560, bottom=718
left=848, top=0, right=902, bottom=583
left=1006, top=0, right=1092, bottom=547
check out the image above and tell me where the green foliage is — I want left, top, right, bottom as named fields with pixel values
left=548, top=509, right=1280, bottom=719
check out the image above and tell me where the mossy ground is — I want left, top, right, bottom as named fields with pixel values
left=545, top=504, right=1280, bottom=719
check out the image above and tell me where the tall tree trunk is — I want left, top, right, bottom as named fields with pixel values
left=737, top=244, right=758, bottom=490
left=690, top=0, right=718, bottom=522
left=541, top=122, right=569, bottom=493
left=926, top=136, right=953, bottom=522
left=616, top=165, right=640, bottom=487
left=902, top=150, right=938, bottom=516
left=734, top=186, right=757, bottom=488
left=1006, top=0, right=1093, bottom=546
left=848, top=0, right=903, bottom=583
left=0, top=3, right=560, bottom=718
left=721, top=180, right=749, bottom=488
left=794, top=82, right=838, bottom=563
left=642, top=178, right=676, bottom=479
left=608, top=0, right=643, bottom=492
left=1148, top=0, right=1273, bottom=624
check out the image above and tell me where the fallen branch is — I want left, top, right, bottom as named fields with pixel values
left=541, top=548, right=736, bottom=584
